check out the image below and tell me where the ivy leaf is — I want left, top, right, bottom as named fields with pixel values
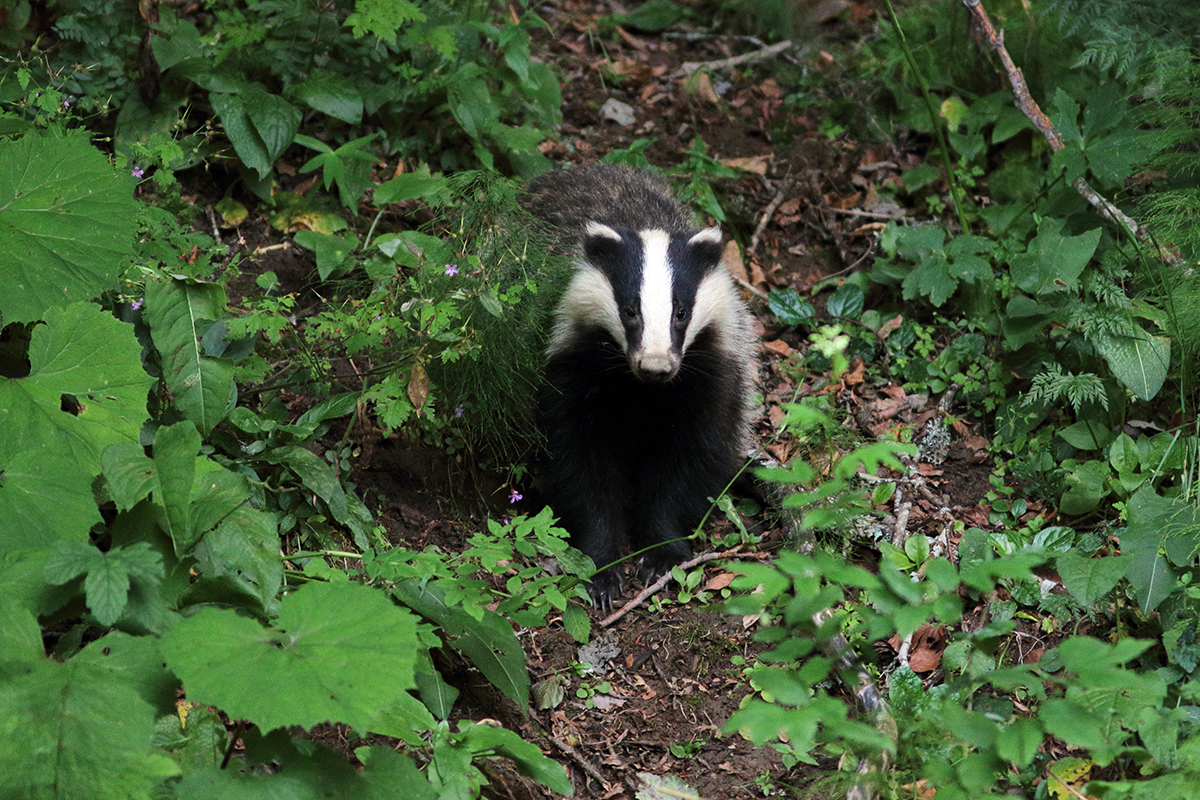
left=163, top=581, right=421, bottom=734
left=767, top=288, right=815, bottom=326
left=0, top=131, right=137, bottom=324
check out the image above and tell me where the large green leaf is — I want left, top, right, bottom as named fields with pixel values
left=1008, top=221, right=1101, bottom=296
left=0, top=303, right=152, bottom=552
left=388, top=577, right=530, bottom=712
left=1122, top=487, right=1198, bottom=613
left=1093, top=328, right=1170, bottom=402
left=162, top=581, right=420, bottom=734
left=289, top=72, right=364, bottom=124
left=0, top=131, right=138, bottom=324
left=0, top=658, right=179, bottom=799
left=144, top=276, right=236, bottom=435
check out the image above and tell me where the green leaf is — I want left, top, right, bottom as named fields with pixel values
left=389, top=578, right=530, bottom=712
left=1108, top=433, right=1140, bottom=474
left=460, top=721, right=574, bottom=795
left=374, top=170, right=443, bottom=205
left=162, top=581, right=420, bottom=734
left=294, top=230, right=360, bottom=280
left=1058, top=420, right=1114, bottom=451
left=144, top=276, right=236, bottom=435
left=209, top=92, right=270, bottom=178
left=1008, top=221, right=1101, bottom=295
left=902, top=253, right=959, bottom=307
left=0, top=131, right=138, bottom=324
left=0, top=658, right=180, bottom=799
left=826, top=284, right=864, bottom=319
left=1059, top=460, right=1109, bottom=516
left=346, top=0, right=425, bottom=42
left=1123, top=487, right=1197, bottom=612
left=289, top=72, right=363, bottom=124
left=619, top=0, right=682, bottom=32
left=1092, top=329, right=1170, bottom=402
left=1056, top=551, right=1127, bottom=606
left=0, top=303, right=152, bottom=552
left=192, top=508, right=282, bottom=610
left=767, top=288, right=816, bottom=326
left=152, top=422, right=201, bottom=552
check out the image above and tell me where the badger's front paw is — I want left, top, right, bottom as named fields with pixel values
left=587, top=569, right=623, bottom=614
left=636, top=553, right=686, bottom=587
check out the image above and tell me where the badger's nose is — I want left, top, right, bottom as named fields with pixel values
left=632, top=353, right=679, bottom=382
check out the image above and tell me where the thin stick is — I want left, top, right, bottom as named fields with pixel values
left=962, top=0, right=1155, bottom=248
left=598, top=550, right=766, bottom=628
left=748, top=184, right=789, bottom=260
left=680, top=40, right=796, bottom=75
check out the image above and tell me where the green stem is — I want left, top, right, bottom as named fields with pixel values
left=882, top=0, right=972, bottom=233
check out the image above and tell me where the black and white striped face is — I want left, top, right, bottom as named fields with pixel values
left=548, top=221, right=739, bottom=382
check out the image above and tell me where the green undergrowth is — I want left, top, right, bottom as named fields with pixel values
left=3, top=0, right=1200, bottom=797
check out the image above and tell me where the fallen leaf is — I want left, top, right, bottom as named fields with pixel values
left=704, top=572, right=737, bottom=591
left=720, top=155, right=771, bottom=174
left=760, top=339, right=794, bottom=357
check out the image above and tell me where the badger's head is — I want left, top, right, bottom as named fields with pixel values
left=548, top=221, right=740, bottom=382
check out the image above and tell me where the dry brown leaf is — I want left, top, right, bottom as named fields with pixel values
left=909, top=646, right=942, bottom=672
left=760, top=78, right=782, bottom=99
left=768, top=405, right=787, bottom=428
left=720, top=155, right=771, bottom=175
left=721, top=240, right=749, bottom=283
left=760, top=338, right=794, bottom=357
left=704, top=572, right=737, bottom=591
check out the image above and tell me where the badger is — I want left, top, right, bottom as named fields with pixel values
left=522, top=164, right=755, bottom=608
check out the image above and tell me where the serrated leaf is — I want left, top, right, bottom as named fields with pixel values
left=902, top=253, right=959, bottom=306
left=0, top=303, right=151, bottom=552
left=144, top=277, right=236, bottom=435
left=346, top=0, right=426, bottom=42
left=0, top=131, right=138, bottom=324
left=563, top=600, right=591, bottom=644
left=102, top=443, right=157, bottom=512
left=192, top=508, right=282, bottom=610
left=0, top=658, right=180, bottom=799
left=162, top=581, right=420, bottom=734
left=1092, top=329, right=1169, bottom=402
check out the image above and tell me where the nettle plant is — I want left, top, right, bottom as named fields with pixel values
left=0, top=128, right=580, bottom=799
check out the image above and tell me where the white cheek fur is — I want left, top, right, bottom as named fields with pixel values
left=547, top=264, right=624, bottom=357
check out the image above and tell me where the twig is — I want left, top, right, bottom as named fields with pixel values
left=547, top=733, right=610, bottom=789
left=962, top=0, right=1159, bottom=250
left=598, top=549, right=766, bottom=628
left=748, top=184, right=789, bottom=260
left=680, top=40, right=796, bottom=75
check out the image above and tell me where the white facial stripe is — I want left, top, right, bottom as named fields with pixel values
left=547, top=264, right=624, bottom=357
left=686, top=269, right=737, bottom=352
left=637, top=230, right=675, bottom=365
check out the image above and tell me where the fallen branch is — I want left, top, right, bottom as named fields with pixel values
left=962, top=0, right=1159, bottom=251
left=680, top=39, right=796, bottom=75
left=598, top=549, right=767, bottom=628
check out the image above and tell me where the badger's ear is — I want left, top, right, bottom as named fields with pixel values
left=688, top=227, right=722, bottom=247
left=686, top=226, right=724, bottom=265
left=585, top=221, right=622, bottom=241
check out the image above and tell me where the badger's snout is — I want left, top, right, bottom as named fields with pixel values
left=630, top=350, right=680, bottom=382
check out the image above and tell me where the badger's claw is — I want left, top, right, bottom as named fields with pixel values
left=587, top=570, right=623, bottom=614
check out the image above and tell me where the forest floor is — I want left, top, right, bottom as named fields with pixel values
left=198, top=3, right=1029, bottom=798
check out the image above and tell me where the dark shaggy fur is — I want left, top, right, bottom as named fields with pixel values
left=524, top=164, right=754, bottom=608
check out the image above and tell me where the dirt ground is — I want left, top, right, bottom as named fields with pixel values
left=213, top=3, right=1006, bottom=797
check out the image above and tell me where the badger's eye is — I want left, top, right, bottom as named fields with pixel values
left=621, top=304, right=639, bottom=321
left=673, top=305, right=689, bottom=323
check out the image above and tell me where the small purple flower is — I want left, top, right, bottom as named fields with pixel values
left=131, top=166, right=145, bottom=179
left=131, top=298, right=144, bottom=311
left=444, top=264, right=459, bottom=276
left=454, top=404, right=465, bottom=418
left=509, top=489, right=522, bottom=504
left=63, top=99, right=71, bottom=109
